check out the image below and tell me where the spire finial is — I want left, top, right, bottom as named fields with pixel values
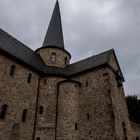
left=42, top=0, right=64, bottom=49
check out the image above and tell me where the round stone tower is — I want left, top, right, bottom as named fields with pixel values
left=36, top=1, right=71, bottom=68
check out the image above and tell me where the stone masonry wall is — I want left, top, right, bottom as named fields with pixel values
left=37, top=48, right=70, bottom=68
left=56, top=81, right=80, bottom=140
left=108, top=69, right=133, bottom=140
left=73, top=68, right=116, bottom=140
left=131, top=122, right=140, bottom=140
left=35, top=77, right=64, bottom=140
left=0, top=53, right=39, bottom=140
left=108, top=54, right=133, bottom=140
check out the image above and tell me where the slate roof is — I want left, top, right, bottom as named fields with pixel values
left=42, top=1, right=65, bottom=49
left=65, top=49, right=113, bottom=76
left=0, top=28, right=45, bottom=73
left=0, top=28, right=116, bottom=77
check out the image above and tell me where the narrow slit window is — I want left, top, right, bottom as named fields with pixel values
left=86, top=80, right=88, bottom=87
left=51, top=53, right=56, bottom=63
left=0, top=104, right=8, bottom=119
left=27, top=73, right=32, bottom=83
left=39, top=106, right=43, bottom=114
left=22, top=109, right=27, bottom=122
left=75, top=123, right=78, bottom=131
left=87, top=113, right=90, bottom=121
left=10, top=65, right=16, bottom=76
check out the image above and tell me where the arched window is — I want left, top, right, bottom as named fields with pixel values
left=39, top=106, right=43, bottom=114
left=0, top=104, right=8, bottom=119
left=51, top=53, right=56, bottom=63
left=22, top=109, right=27, bottom=122
left=10, top=65, right=16, bottom=76
left=27, top=73, right=32, bottom=83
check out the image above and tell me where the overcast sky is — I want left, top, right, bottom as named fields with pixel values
left=0, top=0, right=140, bottom=97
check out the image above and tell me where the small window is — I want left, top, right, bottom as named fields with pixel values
left=108, top=89, right=111, bottom=93
left=10, top=65, right=16, bottom=76
left=86, top=80, right=88, bottom=87
left=111, top=111, right=115, bottom=119
left=51, top=53, right=56, bottom=63
left=75, top=123, right=78, bottom=131
left=87, top=113, right=90, bottom=121
left=136, top=137, right=139, bottom=140
left=44, top=79, right=47, bottom=85
left=39, top=106, right=43, bottom=114
left=0, top=104, right=8, bottom=119
left=22, top=109, right=27, bottom=122
left=36, top=137, right=40, bottom=140
left=103, top=73, right=108, bottom=77
left=27, top=73, right=32, bottom=83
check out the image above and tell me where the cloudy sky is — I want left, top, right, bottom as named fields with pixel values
left=0, top=0, right=140, bottom=97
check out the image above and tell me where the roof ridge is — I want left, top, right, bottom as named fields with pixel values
left=69, top=49, right=114, bottom=66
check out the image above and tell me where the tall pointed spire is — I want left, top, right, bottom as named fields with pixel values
left=42, top=1, right=64, bottom=49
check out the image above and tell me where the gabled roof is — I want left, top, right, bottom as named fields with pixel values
left=0, top=28, right=122, bottom=78
left=42, top=1, right=64, bottom=49
left=65, top=49, right=113, bottom=76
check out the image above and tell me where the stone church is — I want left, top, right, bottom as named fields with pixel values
left=0, top=1, right=139, bottom=140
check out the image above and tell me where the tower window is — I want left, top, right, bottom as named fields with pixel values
left=51, top=53, right=56, bottom=63
left=0, top=104, right=8, bottom=119
left=27, top=73, right=32, bottom=83
left=10, top=65, right=16, bottom=76
left=39, top=106, right=43, bottom=114
left=22, top=109, right=27, bottom=122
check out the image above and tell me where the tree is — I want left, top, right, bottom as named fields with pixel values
left=126, top=95, right=140, bottom=124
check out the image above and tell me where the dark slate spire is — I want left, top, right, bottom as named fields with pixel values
left=42, top=0, right=64, bottom=49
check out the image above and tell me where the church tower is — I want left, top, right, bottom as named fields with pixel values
left=36, top=1, right=71, bottom=68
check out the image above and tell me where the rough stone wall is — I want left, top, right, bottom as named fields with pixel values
left=37, top=48, right=70, bottom=68
left=35, top=77, right=64, bottom=140
left=108, top=54, right=133, bottom=139
left=56, top=81, right=80, bottom=140
left=107, top=69, right=133, bottom=140
left=0, top=53, right=39, bottom=140
left=73, top=68, right=115, bottom=140
left=131, top=122, right=140, bottom=139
